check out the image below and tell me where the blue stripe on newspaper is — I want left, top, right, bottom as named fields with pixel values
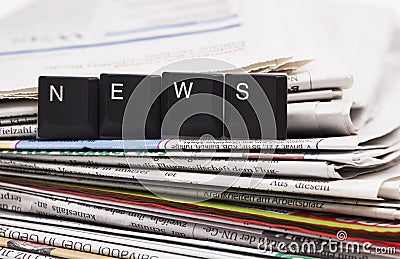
left=0, top=23, right=241, bottom=56
left=106, top=14, right=238, bottom=36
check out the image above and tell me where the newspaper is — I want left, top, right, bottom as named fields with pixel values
left=288, top=100, right=358, bottom=136
left=12, top=209, right=396, bottom=258
left=1, top=147, right=400, bottom=179
left=0, top=156, right=341, bottom=179
left=2, top=143, right=399, bottom=166
left=0, top=213, right=274, bottom=259
left=288, top=35, right=400, bottom=137
left=0, top=187, right=284, bottom=250
left=140, top=185, right=400, bottom=220
left=269, top=58, right=313, bottom=73
left=0, top=0, right=288, bottom=90
left=0, top=216, right=312, bottom=259
left=0, top=116, right=36, bottom=126
left=0, top=186, right=395, bottom=258
left=1, top=186, right=226, bottom=258
left=0, top=221, right=381, bottom=259
left=0, top=224, right=189, bottom=259
left=0, top=88, right=38, bottom=101
left=287, top=89, right=342, bottom=103
left=0, top=219, right=259, bottom=259
left=6, top=172, right=400, bottom=222
left=0, top=94, right=37, bottom=100
left=0, top=124, right=37, bottom=139
left=0, top=1, right=392, bottom=90
left=2, top=157, right=399, bottom=200
left=0, top=181, right=269, bottom=236
left=0, top=100, right=37, bottom=118
left=0, top=211, right=274, bottom=258
left=0, top=178, right=399, bottom=248
left=9, top=164, right=395, bottom=220
left=166, top=186, right=400, bottom=220
left=7, top=166, right=400, bottom=210
left=0, top=237, right=107, bottom=259
left=0, top=127, right=397, bottom=151
left=158, top=114, right=399, bottom=150
left=287, top=72, right=352, bottom=92
left=0, top=246, right=55, bottom=259
left=0, top=88, right=38, bottom=95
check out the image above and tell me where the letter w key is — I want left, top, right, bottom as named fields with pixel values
left=161, top=72, right=224, bottom=138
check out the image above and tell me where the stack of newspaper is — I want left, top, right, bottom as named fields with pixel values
left=0, top=0, right=400, bottom=258
left=0, top=99, right=37, bottom=139
left=0, top=71, right=400, bottom=258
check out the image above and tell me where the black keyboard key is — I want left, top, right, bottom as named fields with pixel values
left=161, top=72, right=224, bottom=138
left=99, top=74, right=161, bottom=139
left=38, top=76, right=99, bottom=139
left=224, top=73, right=287, bottom=139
